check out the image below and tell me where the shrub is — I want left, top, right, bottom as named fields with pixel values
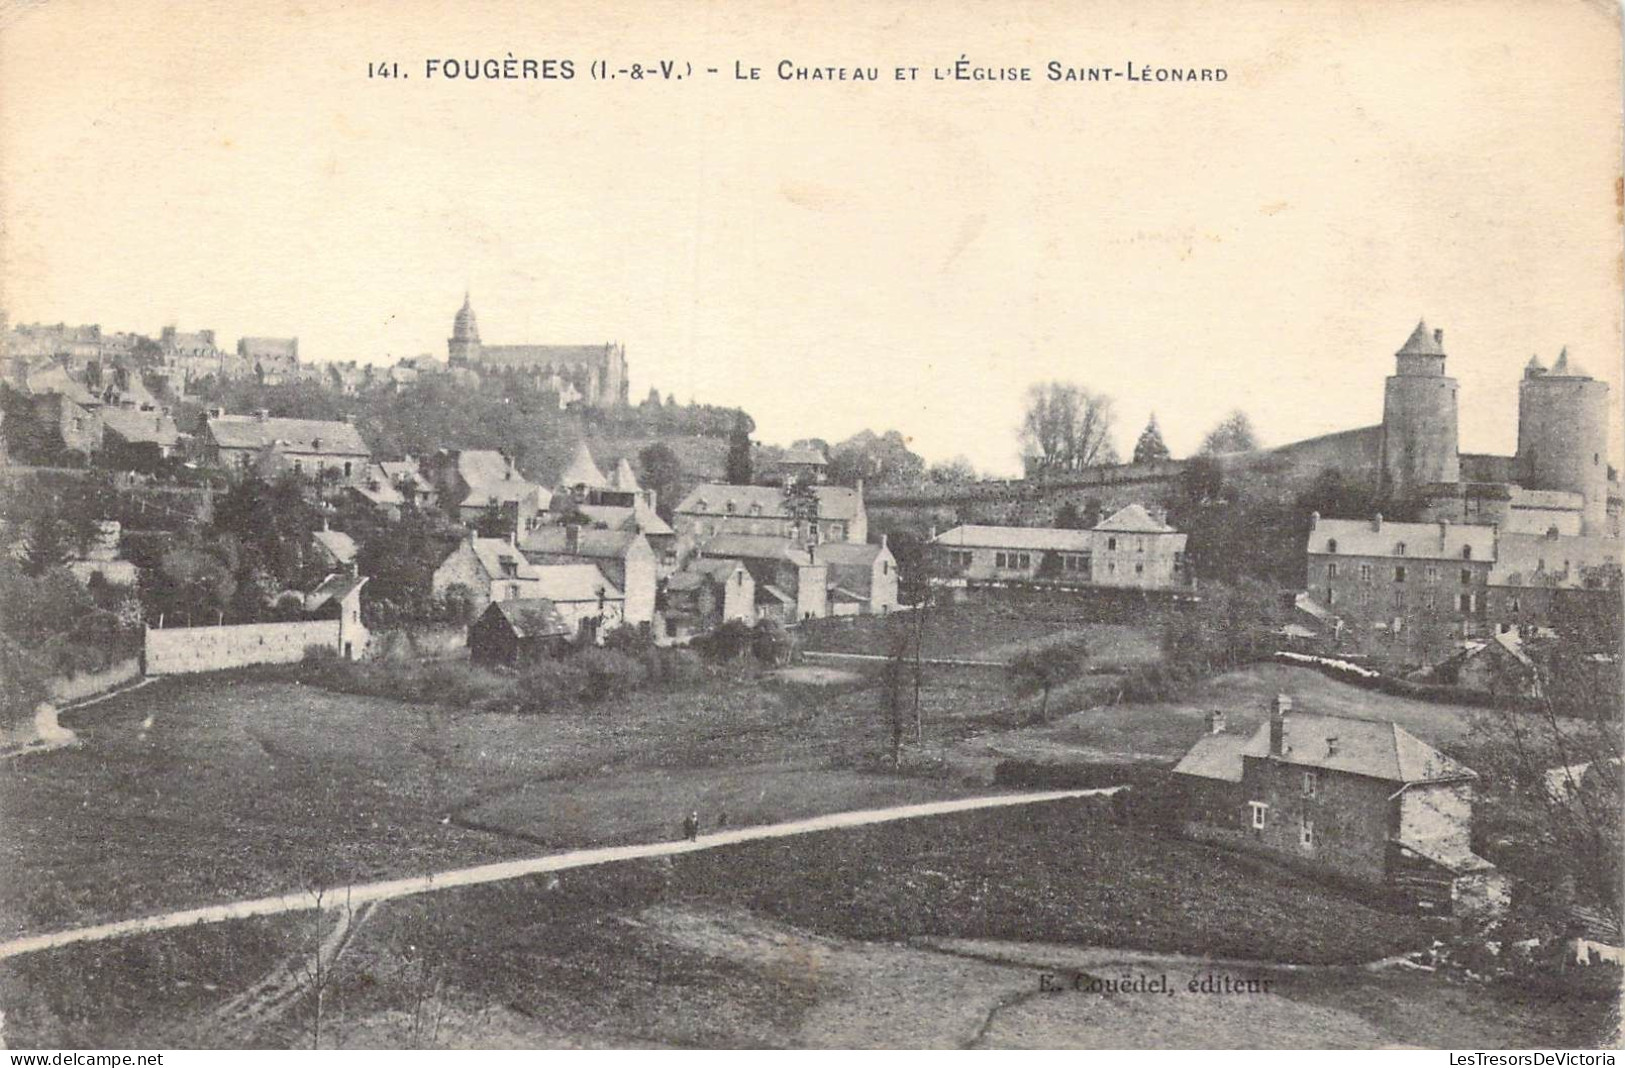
left=695, top=619, right=754, bottom=662
left=577, top=648, right=648, bottom=703
left=654, top=647, right=706, bottom=686
left=516, top=657, right=589, bottom=713
left=417, top=661, right=515, bottom=710
left=751, top=619, right=795, bottom=665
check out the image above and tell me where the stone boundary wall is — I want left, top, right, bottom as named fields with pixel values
left=45, top=658, right=143, bottom=704
left=144, top=621, right=340, bottom=675
left=366, top=624, right=468, bottom=661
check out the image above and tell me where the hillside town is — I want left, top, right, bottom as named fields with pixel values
left=1, top=303, right=1620, bottom=1048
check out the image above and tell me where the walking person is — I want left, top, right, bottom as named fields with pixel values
left=682, top=809, right=699, bottom=842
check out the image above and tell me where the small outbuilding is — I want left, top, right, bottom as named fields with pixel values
left=469, top=598, right=572, bottom=667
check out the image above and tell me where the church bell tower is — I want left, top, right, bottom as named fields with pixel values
left=447, top=292, right=482, bottom=366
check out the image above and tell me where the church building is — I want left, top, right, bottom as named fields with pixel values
left=446, top=293, right=628, bottom=407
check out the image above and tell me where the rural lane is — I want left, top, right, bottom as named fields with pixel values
left=0, top=786, right=1119, bottom=962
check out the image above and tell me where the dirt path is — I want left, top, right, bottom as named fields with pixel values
left=0, top=787, right=1118, bottom=962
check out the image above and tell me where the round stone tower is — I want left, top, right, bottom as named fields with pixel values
left=1517, top=347, right=1610, bottom=534
left=447, top=292, right=482, bottom=366
left=1380, top=319, right=1460, bottom=497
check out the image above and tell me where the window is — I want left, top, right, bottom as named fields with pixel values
left=1326, top=562, right=1339, bottom=579
left=1359, top=587, right=1373, bottom=606
left=1422, top=590, right=1435, bottom=609
left=1426, top=566, right=1439, bottom=584
left=1459, top=593, right=1474, bottom=613
left=1014, top=553, right=1030, bottom=569
left=293, top=460, right=304, bottom=474
left=882, top=561, right=890, bottom=575
left=1508, top=594, right=1521, bottom=613
left=1107, top=537, right=1118, bottom=551
left=500, top=560, right=519, bottom=578
left=1137, top=538, right=1145, bottom=553
left=343, top=461, right=353, bottom=478
left=1394, top=566, right=1406, bottom=583
left=1460, top=568, right=1472, bottom=585
left=1249, top=801, right=1268, bottom=829
left=725, top=501, right=736, bottom=514
left=750, top=502, right=762, bottom=516
left=1299, top=815, right=1315, bottom=849
left=1461, top=546, right=1473, bottom=560
left=1395, top=542, right=1407, bottom=556
left=1326, top=588, right=1337, bottom=605
left=1392, top=588, right=1406, bottom=610
left=1135, top=563, right=1144, bottom=575
left=1359, top=564, right=1373, bottom=583
left=1302, top=770, right=1319, bottom=797
left=996, top=552, right=1007, bottom=568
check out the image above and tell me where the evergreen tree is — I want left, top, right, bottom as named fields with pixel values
left=1132, top=414, right=1171, bottom=464
left=725, top=411, right=755, bottom=485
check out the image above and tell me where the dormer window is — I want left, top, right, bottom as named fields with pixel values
left=1326, top=539, right=1338, bottom=554
left=1395, top=542, right=1407, bottom=556
left=725, top=501, right=736, bottom=515
left=1461, top=546, right=1473, bottom=560
left=751, top=502, right=762, bottom=516
left=500, top=560, right=519, bottom=578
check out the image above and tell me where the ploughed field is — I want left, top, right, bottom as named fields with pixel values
left=3, top=801, right=1612, bottom=1049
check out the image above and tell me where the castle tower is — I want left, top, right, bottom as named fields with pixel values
left=1517, top=347, right=1610, bottom=534
left=1380, top=319, right=1460, bottom=497
left=447, top=292, right=482, bottom=366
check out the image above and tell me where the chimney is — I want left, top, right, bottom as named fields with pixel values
left=1371, top=512, right=1383, bottom=533
left=856, top=477, right=864, bottom=498
left=206, top=405, right=225, bottom=420
left=1206, top=710, right=1226, bottom=735
left=1269, top=694, right=1291, bottom=756
left=1309, top=511, right=1320, bottom=529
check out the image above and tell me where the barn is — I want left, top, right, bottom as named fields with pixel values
left=469, top=598, right=572, bottom=667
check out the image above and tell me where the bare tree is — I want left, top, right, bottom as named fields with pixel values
left=1199, top=409, right=1261, bottom=456
left=880, top=630, right=911, bottom=769
left=1019, top=382, right=1118, bottom=472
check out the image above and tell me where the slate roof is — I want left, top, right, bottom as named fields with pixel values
left=520, top=527, right=642, bottom=559
left=1490, top=532, right=1622, bottom=589
left=1173, top=709, right=1476, bottom=785
left=559, top=441, right=609, bottom=488
left=208, top=415, right=369, bottom=456
left=485, top=597, right=571, bottom=639
left=668, top=557, right=747, bottom=592
left=576, top=500, right=675, bottom=536
left=449, top=449, right=520, bottom=486
left=931, top=525, right=1093, bottom=552
left=676, top=483, right=864, bottom=522
left=1307, top=518, right=1497, bottom=562
left=304, top=572, right=367, bottom=612
left=378, top=460, right=433, bottom=491
left=697, top=533, right=815, bottom=564
left=531, top=562, right=623, bottom=604
left=476, top=343, right=617, bottom=370
left=469, top=537, right=540, bottom=582
left=100, top=406, right=180, bottom=447
left=312, top=528, right=358, bottom=565
left=779, top=448, right=828, bottom=467
left=611, top=457, right=641, bottom=491
left=1397, top=319, right=1445, bottom=356
left=1094, top=503, right=1176, bottom=534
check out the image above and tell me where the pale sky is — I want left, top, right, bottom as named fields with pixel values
left=2, top=0, right=1620, bottom=475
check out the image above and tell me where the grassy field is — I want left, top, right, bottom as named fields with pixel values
left=798, top=605, right=1162, bottom=667
left=3, top=801, right=1612, bottom=1049
left=0, top=666, right=1023, bottom=933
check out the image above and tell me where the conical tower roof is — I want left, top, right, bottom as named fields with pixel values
left=1397, top=319, right=1445, bottom=357
left=559, top=440, right=608, bottom=489
left=612, top=457, right=641, bottom=491
left=452, top=292, right=480, bottom=343
left=1525, top=353, right=1545, bottom=373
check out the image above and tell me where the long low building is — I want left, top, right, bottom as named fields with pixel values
left=929, top=504, right=1190, bottom=591
left=1305, top=512, right=1621, bottom=639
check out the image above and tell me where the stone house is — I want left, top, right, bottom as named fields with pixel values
left=1485, top=529, right=1622, bottom=635
left=341, top=465, right=406, bottom=521
left=929, top=503, right=1188, bottom=591
left=424, top=448, right=550, bottom=528
left=1173, top=695, right=1504, bottom=917
left=468, top=598, right=572, bottom=666
left=519, top=526, right=658, bottom=627
left=100, top=405, right=182, bottom=468
left=660, top=558, right=755, bottom=641
left=1424, top=631, right=1541, bottom=698
left=431, top=533, right=543, bottom=617
left=200, top=410, right=371, bottom=484
left=675, top=482, right=868, bottom=545
left=1306, top=514, right=1498, bottom=638
left=529, top=562, right=624, bottom=642
left=310, top=522, right=358, bottom=569
left=378, top=458, right=437, bottom=511
left=771, top=447, right=829, bottom=484
left=693, top=533, right=828, bottom=621
left=302, top=572, right=370, bottom=661
left=813, top=538, right=900, bottom=615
